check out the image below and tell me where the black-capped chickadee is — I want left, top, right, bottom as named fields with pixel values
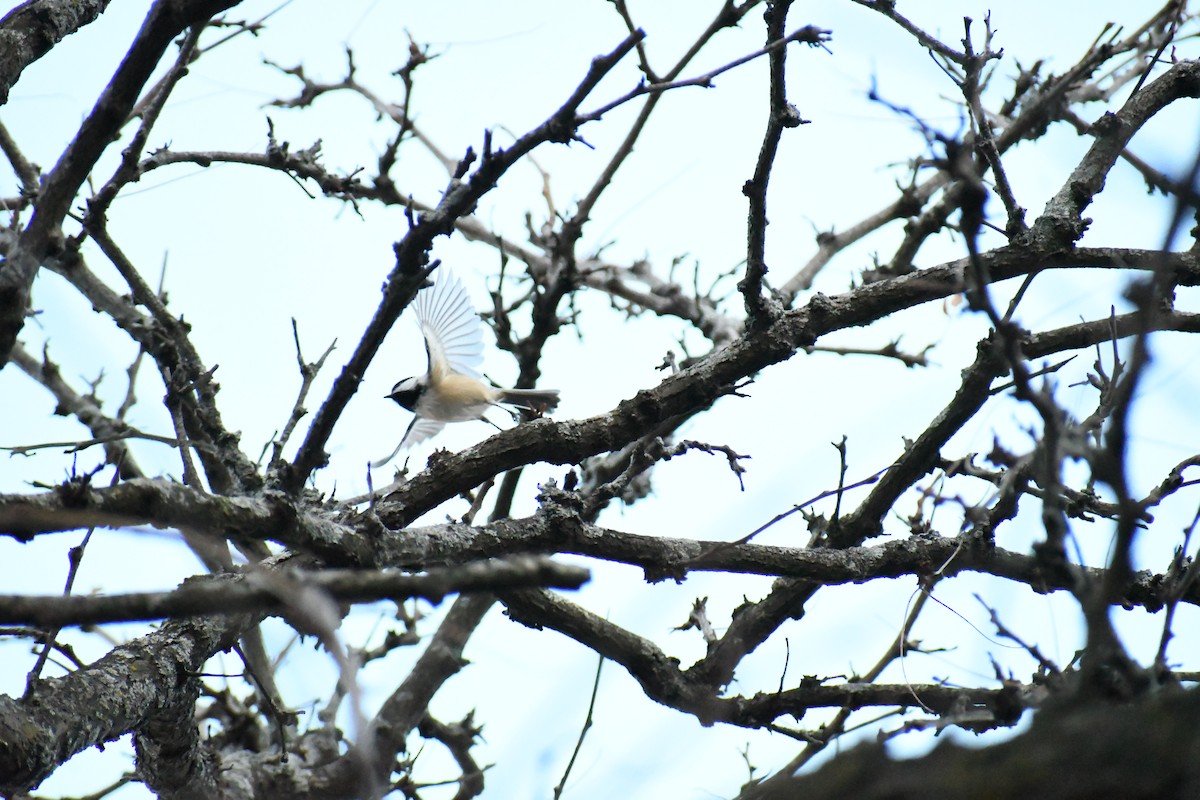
left=372, top=269, right=560, bottom=467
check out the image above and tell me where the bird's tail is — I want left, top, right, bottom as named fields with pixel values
left=496, top=388, right=560, bottom=413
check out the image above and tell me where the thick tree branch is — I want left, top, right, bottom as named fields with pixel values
left=0, top=612, right=253, bottom=795
left=4, top=481, right=1192, bottom=616
left=0, top=557, right=587, bottom=628
left=1032, top=59, right=1200, bottom=243
left=0, top=0, right=114, bottom=105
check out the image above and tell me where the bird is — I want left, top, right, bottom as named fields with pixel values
left=372, top=268, right=560, bottom=467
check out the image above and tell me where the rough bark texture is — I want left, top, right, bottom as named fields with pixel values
left=745, top=688, right=1200, bottom=800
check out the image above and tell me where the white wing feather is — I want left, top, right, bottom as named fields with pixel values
left=370, top=417, right=447, bottom=468
left=413, top=268, right=484, bottom=381
left=400, top=417, right=447, bottom=449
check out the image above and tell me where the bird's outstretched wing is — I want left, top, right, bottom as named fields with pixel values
left=414, top=268, right=484, bottom=382
left=371, top=417, right=447, bottom=468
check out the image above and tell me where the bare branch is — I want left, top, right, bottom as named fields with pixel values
left=0, top=557, right=587, bottom=628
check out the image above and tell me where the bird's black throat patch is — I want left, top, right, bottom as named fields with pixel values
left=388, top=386, right=421, bottom=412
